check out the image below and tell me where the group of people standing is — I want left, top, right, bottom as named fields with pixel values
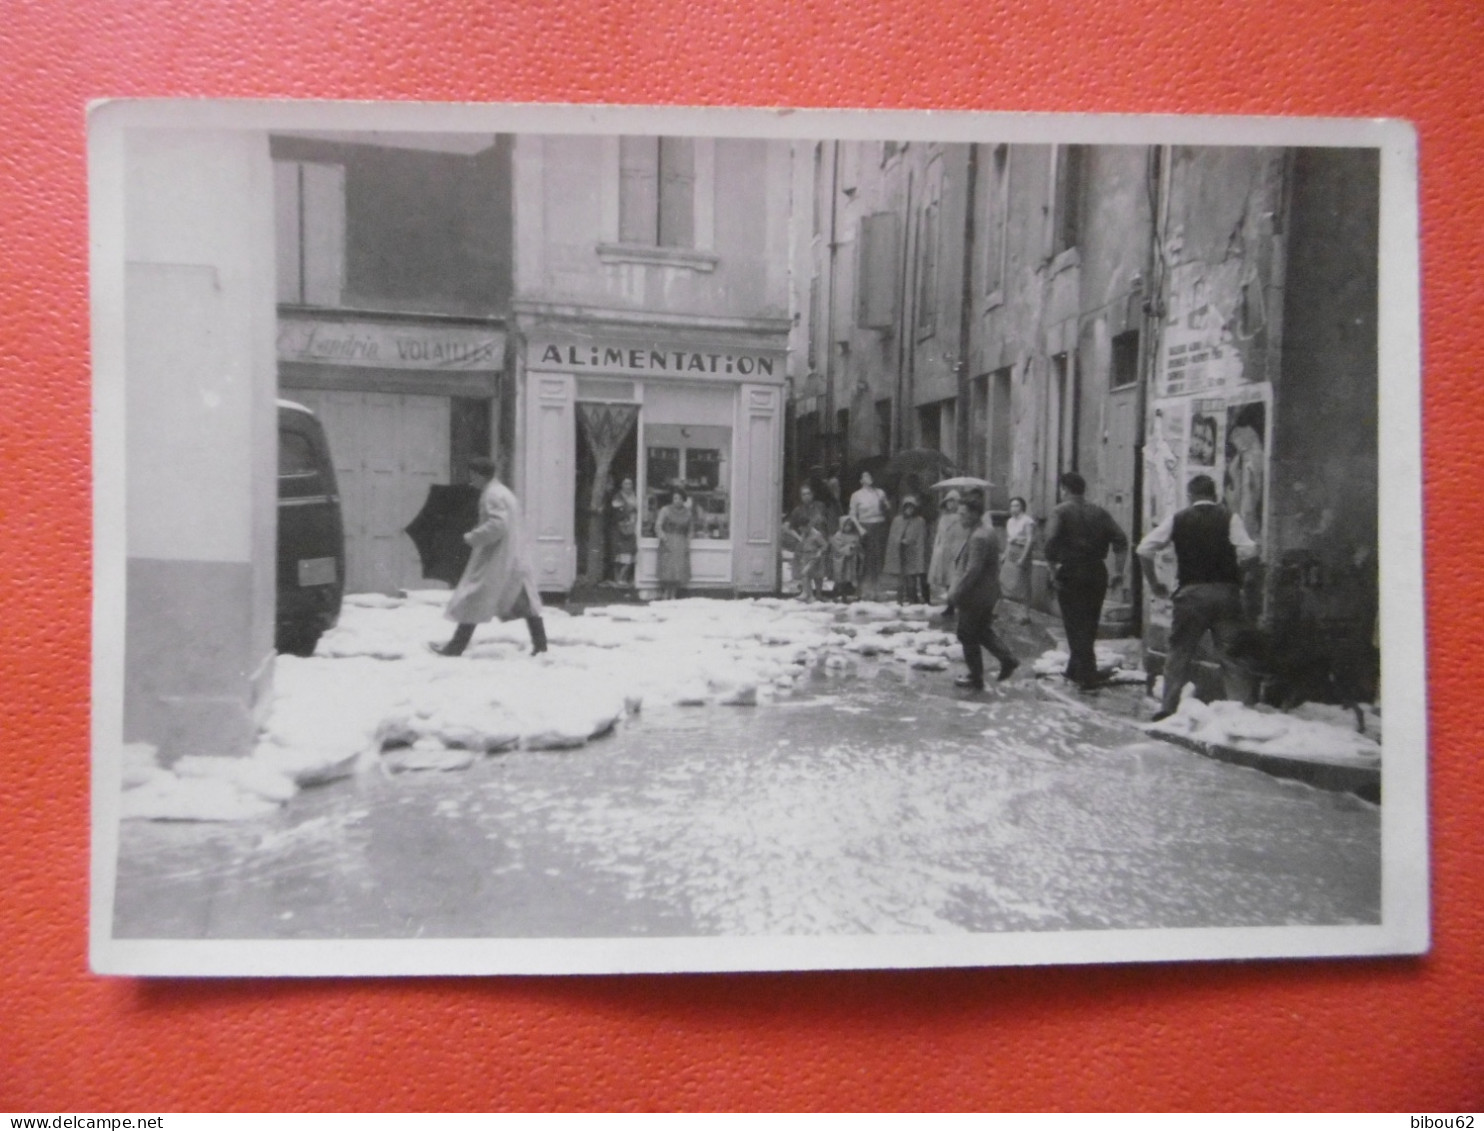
left=782, top=466, right=1211, bottom=701
left=780, top=471, right=929, bottom=605
left=782, top=471, right=1038, bottom=613
left=777, top=471, right=1043, bottom=693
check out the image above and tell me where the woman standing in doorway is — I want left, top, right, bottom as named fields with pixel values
left=609, top=476, right=639, bottom=586
left=849, top=470, right=891, bottom=600
left=999, top=496, right=1036, bottom=623
left=655, top=489, right=692, bottom=600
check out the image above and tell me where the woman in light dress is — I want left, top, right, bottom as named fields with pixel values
left=655, top=489, right=692, bottom=600
left=849, top=470, right=891, bottom=600
left=998, top=495, right=1036, bottom=622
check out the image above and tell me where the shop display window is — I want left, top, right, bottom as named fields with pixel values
left=641, top=424, right=731, bottom=540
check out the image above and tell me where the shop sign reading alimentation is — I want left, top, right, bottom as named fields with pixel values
left=279, top=318, right=505, bottom=371
left=530, top=340, right=786, bottom=381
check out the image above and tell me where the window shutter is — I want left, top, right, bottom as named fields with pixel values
left=273, top=160, right=302, bottom=304
left=619, top=136, right=659, bottom=244
left=1052, top=145, right=1084, bottom=255
left=807, top=273, right=822, bottom=370
left=916, top=201, right=939, bottom=338
left=856, top=211, right=900, bottom=330
left=300, top=161, right=345, bottom=307
left=657, top=137, right=695, bottom=248
left=984, top=144, right=1008, bottom=296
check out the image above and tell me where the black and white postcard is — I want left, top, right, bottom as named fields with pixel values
left=89, top=102, right=1426, bottom=976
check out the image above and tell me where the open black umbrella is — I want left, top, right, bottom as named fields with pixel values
left=404, top=484, right=481, bottom=586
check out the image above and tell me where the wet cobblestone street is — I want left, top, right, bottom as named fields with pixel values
left=114, top=654, right=1381, bottom=939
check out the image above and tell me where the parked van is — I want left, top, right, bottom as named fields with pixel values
left=277, top=400, right=345, bottom=656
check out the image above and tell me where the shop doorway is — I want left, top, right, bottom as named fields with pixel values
left=574, top=401, right=639, bottom=586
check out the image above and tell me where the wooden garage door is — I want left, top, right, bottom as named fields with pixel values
left=283, top=389, right=451, bottom=594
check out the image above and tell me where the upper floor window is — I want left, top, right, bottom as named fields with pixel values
left=274, top=160, right=345, bottom=306
left=1110, top=329, right=1140, bottom=389
left=807, top=272, right=822, bottom=370
left=619, top=137, right=695, bottom=247
left=916, top=198, right=940, bottom=339
left=811, top=142, right=825, bottom=238
left=1050, top=144, right=1085, bottom=259
left=856, top=211, right=900, bottom=330
left=984, top=144, right=1009, bottom=301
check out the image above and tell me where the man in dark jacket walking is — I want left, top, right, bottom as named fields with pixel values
left=1137, top=473, right=1259, bottom=721
left=1042, top=471, right=1129, bottom=691
left=948, top=491, right=1019, bottom=691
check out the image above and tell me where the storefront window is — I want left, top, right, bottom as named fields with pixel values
left=641, top=423, right=731, bottom=540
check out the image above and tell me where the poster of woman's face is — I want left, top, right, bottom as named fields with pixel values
left=1225, top=400, right=1268, bottom=538
left=1189, top=413, right=1219, bottom=467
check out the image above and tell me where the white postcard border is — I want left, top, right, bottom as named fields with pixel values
left=89, top=100, right=1426, bottom=977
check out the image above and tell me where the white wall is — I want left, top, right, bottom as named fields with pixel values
left=121, top=128, right=278, bottom=758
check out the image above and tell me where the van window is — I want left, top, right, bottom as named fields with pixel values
left=279, top=430, right=320, bottom=477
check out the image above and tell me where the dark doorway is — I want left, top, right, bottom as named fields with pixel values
left=874, top=397, right=893, bottom=456
left=917, top=402, right=941, bottom=452
left=574, top=403, right=639, bottom=587
left=451, top=397, right=492, bottom=481
left=989, top=367, right=1012, bottom=510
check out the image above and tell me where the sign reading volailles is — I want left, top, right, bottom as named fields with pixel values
left=278, top=318, right=505, bottom=371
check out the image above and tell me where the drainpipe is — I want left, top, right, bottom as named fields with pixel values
left=1259, top=148, right=1296, bottom=633
left=895, top=168, right=915, bottom=455
left=957, top=145, right=979, bottom=471
left=1132, top=144, right=1171, bottom=635
left=825, top=141, right=841, bottom=473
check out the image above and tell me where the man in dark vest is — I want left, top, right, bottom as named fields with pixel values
left=1137, top=473, right=1259, bottom=721
left=1043, top=471, right=1129, bottom=691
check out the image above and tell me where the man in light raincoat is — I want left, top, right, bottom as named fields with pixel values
left=429, top=457, right=548, bottom=656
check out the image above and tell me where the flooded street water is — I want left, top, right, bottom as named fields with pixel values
left=114, top=659, right=1381, bottom=939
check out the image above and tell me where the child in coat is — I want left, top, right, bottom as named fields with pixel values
left=830, top=516, right=864, bottom=602
left=886, top=497, right=929, bottom=605
left=795, top=522, right=830, bottom=602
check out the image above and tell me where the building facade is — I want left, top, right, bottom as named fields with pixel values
left=116, top=126, right=1380, bottom=764
left=269, top=131, right=793, bottom=600
left=791, top=140, right=1380, bottom=690
left=270, top=132, right=513, bottom=595
left=509, top=134, right=793, bottom=596
left=121, top=129, right=279, bottom=761
left=788, top=140, right=973, bottom=498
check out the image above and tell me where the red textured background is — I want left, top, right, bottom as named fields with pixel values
left=2, top=0, right=1481, bottom=1113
